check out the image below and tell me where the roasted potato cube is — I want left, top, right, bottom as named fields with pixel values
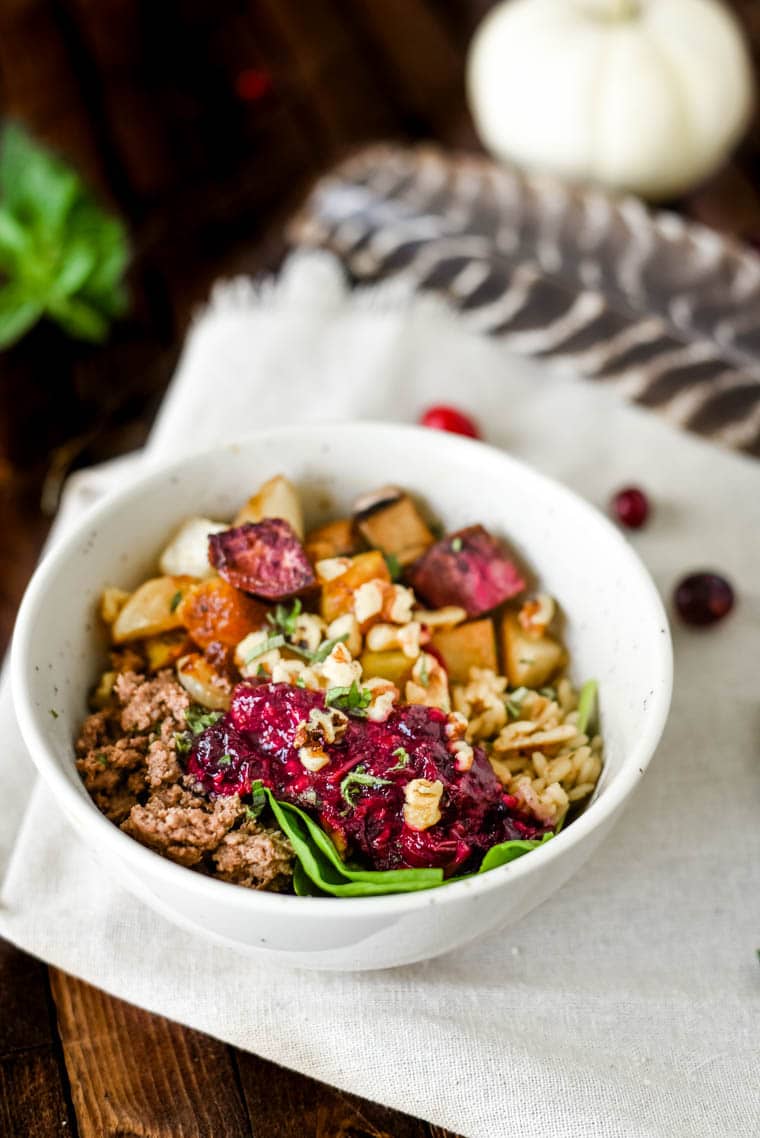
left=209, top=519, right=315, bottom=601
left=158, top=517, right=227, bottom=579
left=305, top=519, right=361, bottom=563
left=111, top=576, right=195, bottom=644
left=234, top=474, right=304, bottom=537
left=501, top=612, right=566, bottom=689
left=176, top=653, right=232, bottom=710
left=432, top=618, right=497, bottom=683
left=360, top=649, right=414, bottom=687
left=355, top=495, right=434, bottom=567
left=144, top=630, right=192, bottom=672
left=177, top=578, right=267, bottom=649
left=320, top=550, right=390, bottom=623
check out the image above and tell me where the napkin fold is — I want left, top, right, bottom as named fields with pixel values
left=1, top=251, right=759, bottom=1138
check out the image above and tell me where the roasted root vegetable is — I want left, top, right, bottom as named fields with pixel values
left=99, top=587, right=130, bottom=625
left=159, top=517, right=227, bottom=579
left=176, top=653, right=232, bottom=710
left=406, top=525, right=525, bottom=617
left=359, top=649, right=414, bottom=687
left=144, top=630, right=191, bottom=672
left=233, top=474, right=304, bottom=538
left=305, top=519, right=361, bottom=563
left=176, top=578, right=267, bottom=649
left=111, top=576, right=196, bottom=644
left=432, top=618, right=498, bottom=683
left=319, top=550, right=390, bottom=623
left=501, top=612, right=565, bottom=688
left=209, top=519, right=316, bottom=601
left=353, top=489, right=434, bottom=567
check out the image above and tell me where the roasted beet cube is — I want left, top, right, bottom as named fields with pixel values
left=406, top=525, right=525, bottom=617
left=208, top=519, right=316, bottom=601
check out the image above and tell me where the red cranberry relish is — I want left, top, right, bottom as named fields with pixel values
left=187, top=682, right=545, bottom=875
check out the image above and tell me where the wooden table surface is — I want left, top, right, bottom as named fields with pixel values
left=2, top=2, right=760, bottom=1135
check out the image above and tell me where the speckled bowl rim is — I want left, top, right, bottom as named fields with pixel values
left=11, top=422, right=673, bottom=918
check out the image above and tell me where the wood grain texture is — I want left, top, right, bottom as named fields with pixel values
left=49, top=970, right=252, bottom=1138
left=235, top=1050, right=445, bottom=1138
left=0, top=941, right=76, bottom=1137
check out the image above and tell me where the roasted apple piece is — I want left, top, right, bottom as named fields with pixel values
left=305, top=518, right=361, bottom=563
left=111, top=576, right=196, bottom=644
left=159, top=517, right=227, bottom=579
left=176, top=577, right=267, bottom=649
left=501, top=612, right=566, bottom=688
left=406, top=525, right=525, bottom=617
left=208, top=519, right=315, bottom=601
left=353, top=487, right=434, bottom=567
left=431, top=618, right=498, bottom=683
left=319, top=550, right=390, bottom=623
left=233, top=474, right=304, bottom=537
left=176, top=653, right=232, bottom=710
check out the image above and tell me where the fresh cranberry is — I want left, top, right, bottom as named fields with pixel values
left=675, top=572, right=735, bottom=626
left=419, top=405, right=481, bottom=439
left=611, top=486, right=650, bottom=529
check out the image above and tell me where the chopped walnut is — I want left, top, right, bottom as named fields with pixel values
left=518, top=594, right=556, bottom=637
left=366, top=620, right=425, bottom=659
left=320, top=641, right=362, bottom=689
left=363, top=676, right=399, bottom=723
left=452, top=668, right=508, bottom=742
left=413, top=605, right=467, bottom=629
left=405, top=652, right=450, bottom=712
left=298, top=745, right=330, bottom=772
left=294, top=706, right=349, bottom=749
left=327, top=612, right=362, bottom=657
left=383, top=584, right=415, bottom=625
left=451, top=739, right=474, bottom=772
left=403, top=778, right=444, bottom=831
left=353, top=579, right=385, bottom=628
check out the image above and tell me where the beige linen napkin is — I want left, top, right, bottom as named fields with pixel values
left=1, top=252, right=758, bottom=1138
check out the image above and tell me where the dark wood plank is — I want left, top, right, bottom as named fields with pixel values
left=235, top=1050, right=459, bottom=1138
left=49, top=970, right=252, bottom=1138
left=0, top=939, right=78, bottom=1137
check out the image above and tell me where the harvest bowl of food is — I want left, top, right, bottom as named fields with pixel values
left=12, top=424, right=672, bottom=969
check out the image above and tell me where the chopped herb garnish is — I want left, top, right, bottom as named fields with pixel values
left=169, top=590, right=182, bottom=613
left=539, top=686, right=557, bottom=700
left=506, top=686, right=530, bottom=719
left=576, top=679, right=598, bottom=735
left=383, top=553, right=402, bottom=582
left=340, top=764, right=392, bottom=806
left=419, top=656, right=429, bottom=686
left=267, top=598, right=302, bottom=638
left=174, top=732, right=192, bottom=756
left=295, top=675, right=306, bottom=689
left=388, top=746, right=410, bottom=772
left=244, top=633, right=286, bottom=663
left=518, top=657, right=534, bottom=666
left=185, top=706, right=224, bottom=735
left=450, top=537, right=463, bottom=553
left=256, top=664, right=268, bottom=678
left=311, top=634, right=348, bottom=664
left=326, top=681, right=372, bottom=717
left=49, top=708, right=59, bottom=719
left=217, top=753, right=233, bottom=767
left=96, top=752, right=109, bottom=767
left=244, top=781, right=267, bottom=821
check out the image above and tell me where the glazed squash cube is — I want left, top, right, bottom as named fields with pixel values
left=501, top=612, right=566, bottom=689
left=406, top=525, right=525, bottom=617
left=176, top=577, right=267, bottom=649
left=320, top=550, right=390, bottom=623
left=355, top=493, right=434, bottom=567
left=305, top=518, right=361, bottom=563
left=432, top=619, right=497, bottom=683
left=233, top=474, right=304, bottom=537
left=111, top=576, right=196, bottom=644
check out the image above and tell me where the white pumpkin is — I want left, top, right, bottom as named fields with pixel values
left=467, top=0, right=755, bottom=200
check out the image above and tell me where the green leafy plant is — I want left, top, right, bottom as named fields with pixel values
left=254, top=782, right=553, bottom=898
left=0, top=123, right=129, bottom=348
left=576, top=679, right=598, bottom=735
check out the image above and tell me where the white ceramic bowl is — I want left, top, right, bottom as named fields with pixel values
left=12, top=423, right=672, bottom=971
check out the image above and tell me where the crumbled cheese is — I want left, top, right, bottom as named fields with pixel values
left=291, top=612, right=326, bottom=654
left=365, top=620, right=424, bottom=659
left=384, top=584, right=415, bottom=625
left=327, top=612, right=362, bottom=657
left=320, top=640, right=362, bottom=689
left=235, top=630, right=283, bottom=678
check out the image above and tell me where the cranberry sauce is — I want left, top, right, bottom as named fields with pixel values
left=187, top=681, right=546, bottom=874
